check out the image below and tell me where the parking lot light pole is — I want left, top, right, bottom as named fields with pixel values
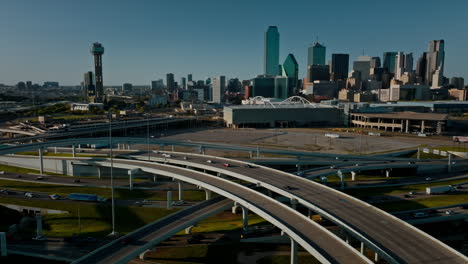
left=109, top=112, right=116, bottom=236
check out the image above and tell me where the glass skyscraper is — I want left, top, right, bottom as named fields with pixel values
left=264, top=26, right=280, bottom=76
left=330, top=54, right=349, bottom=81
left=382, top=52, right=397, bottom=73
left=307, top=42, right=326, bottom=66
left=283, top=54, right=299, bottom=94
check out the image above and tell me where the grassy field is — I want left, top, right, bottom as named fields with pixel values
left=375, top=193, right=468, bottom=212
left=0, top=179, right=206, bottom=201
left=191, top=212, right=267, bottom=233
left=0, top=196, right=177, bottom=237
left=345, top=178, right=468, bottom=197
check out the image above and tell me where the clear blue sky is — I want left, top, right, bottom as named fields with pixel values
left=1, top=0, right=467, bottom=86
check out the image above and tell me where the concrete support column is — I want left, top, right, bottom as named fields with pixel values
left=204, top=189, right=212, bottom=200
left=249, top=151, right=253, bottom=159
left=117, top=143, right=120, bottom=150
left=171, top=145, right=175, bottom=152
left=241, top=206, right=248, bottom=230
left=153, top=175, right=157, bottom=182
left=178, top=181, right=184, bottom=201
left=448, top=154, right=452, bottom=172
left=290, top=237, right=298, bottom=264
left=307, top=208, right=312, bottom=218
left=421, top=120, right=425, bottom=133
left=72, top=144, right=76, bottom=157
left=375, top=252, right=379, bottom=262
left=385, top=169, right=390, bottom=178
left=231, top=203, right=240, bottom=214
left=337, top=170, right=344, bottom=190
left=38, top=148, right=44, bottom=175
left=167, top=191, right=173, bottom=209
left=139, top=249, right=151, bottom=260
left=185, top=225, right=195, bottom=235
left=351, top=171, right=356, bottom=181
left=345, top=236, right=350, bottom=244
left=54, top=147, right=57, bottom=154
left=405, top=120, right=409, bottom=133
left=417, top=147, right=421, bottom=160
left=0, top=232, right=6, bottom=257
left=97, top=167, right=102, bottom=179
left=360, top=241, right=365, bottom=254
left=128, top=169, right=138, bottom=190
left=36, top=213, right=43, bottom=238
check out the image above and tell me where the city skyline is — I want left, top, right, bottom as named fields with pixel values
left=0, top=0, right=467, bottom=85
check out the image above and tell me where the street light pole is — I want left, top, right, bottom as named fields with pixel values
left=147, top=116, right=150, bottom=161
left=109, top=112, right=116, bottom=236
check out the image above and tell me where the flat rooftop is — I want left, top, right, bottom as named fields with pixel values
left=351, top=111, right=448, bottom=121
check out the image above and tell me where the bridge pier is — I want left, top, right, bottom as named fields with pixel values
left=385, top=169, right=390, bottom=178
left=185, top=225, right=195, bottom=234
left=128, top=169, right=139, bottom=190
left=97, top=167, right=102, bottom=179
left=36, top=213, right=43, bottom=238
left=204, top=189, right=212, bottom=200
left=178, top=181, right=184, bottom=201
left=0, top=232, right=7, bottom=257
left=38, top=148, right=44, bottom=175
left=448, top=153, right=452, bottom=172
left=167, top=191, right=173, bottom=209
left=241, top=206, right=249, bottom=230
left=374, top=252, right=379, bottom=262
left=290, top=237, right=298, bottom=264
left=360, top=241, right=365, bottom=254
left=72, top=144, right=76, bottom=158
left=337, top=170, right=344, bottom=190
left=139, top=249, right=151, bottom=260
left=152, top=175, right=157, bottom=182
left=351, top=171, right=356, bottom=181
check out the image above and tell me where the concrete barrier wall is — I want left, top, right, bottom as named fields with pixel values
left=0, top=155, right=75, bottom=175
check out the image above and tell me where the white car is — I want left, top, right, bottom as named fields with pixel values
left=25, top=192, right=34, bottom=198
left=425, top=177, right=433, bottom=181
left=49, top=194, right=60, bottom=200
left=206, top=160, right=213, bottom=163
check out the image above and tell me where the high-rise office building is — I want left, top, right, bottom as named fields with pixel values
left=83, top=71, right=95, bottom=101
left=26, top=81, right=32, bottom=90
left=382, top=52, right=397, bottom=73
left=308, top=65, right=330, bottom=82
left=264, top=26, right=280, bottom=76
left=16, top=82, right=26, bottom=90
left=166, top=73, right=175, bottom=91
left=181, top=77, right=187, bottom=90
left=252, top=75, right=275, bottom=98
left=212, top=75, right=226, bottom=103
left=353, top=56, right=372, bottom=82
left=394, top=52, right=413, bottom=80
left=425, top=40, right=445, bottom=85
left=416, top=52, right=427, bottom=84
left=187, top=74, right=193, bottom=82
left=370, top=57, right=381, bottom=68
left=90, top=42, right=104, bottom=102
left=151, top=79, right=164, bottom=91
left=330, top=54, right=349, bottom=81
left=283, top=54, right=299, bottom=92
left=308, top=42, right=326, bottom=66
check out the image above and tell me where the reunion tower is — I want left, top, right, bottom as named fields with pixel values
left=91, top=42, right=104, bottom=102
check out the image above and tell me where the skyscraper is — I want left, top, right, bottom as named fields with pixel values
left=212, top=76, right=226, bottom=103
left=283, top=54, right=299, bottom=92
left=187, top=74, right=193, bottom=82
left=264, top=26, right=280, bottom=76
left=416, top=52, right=427, bottom=84
left=90, top=42, right=104, bottom=102
left=394, top=52, right=413, bottom=80
left=353, top=56, right=372, bottom=82
left=370, top=57, right=381, bottom=68
left=382, top=52, right=397, bottom=73
left=151, top=79, right=164, bottom=91
left=83, top=71, right=95, bottom=101
left=166, top=73, right=175, bottom=91
left=307, top=42, right=326, bottom=66
left=425, top=40, right=445, bottom=85
left=181, top=77, right=187, bottom=90
left=330, top=54, right=349, bottom=81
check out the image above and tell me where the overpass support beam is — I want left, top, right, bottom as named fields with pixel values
left=36, top=213, right=43, bottom=238
left=204, top=189, right=212, bottom=200
left=72, top=144, right=76, bottom=158
left=139, top=249, right=151, bottom=260
left=178, top=181, right=184, bottom=201
left=290, top=237, right=298, bottom=264
left=448, top=154, right=452, bottom=172
left=38, top=148, right=44, bottom=175
left=128, top=169, right=139, bottom=190
left=167, top=191, right=173, bottom=209
left=241, top=206, right=248, bottom=230
left=351, top=171, right=356, bottom=181
left=0, top=232, right=7, bottom=257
